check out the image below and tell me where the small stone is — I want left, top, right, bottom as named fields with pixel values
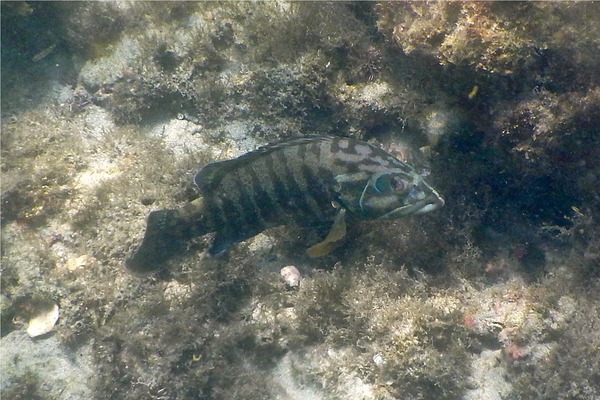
left=62, top=254, right=96, bottom=272
left=280, top=265, right=301, bottom=288
left=141, top=196, right=155, bottom=206
left=26, top=302, right=60, bottom=338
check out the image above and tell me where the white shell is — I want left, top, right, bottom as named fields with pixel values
left=280, top=266, right=301, bottom=288
left=26, top=302, right=60, bottom=338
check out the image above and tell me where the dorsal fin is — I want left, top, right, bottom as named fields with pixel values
left=193, top=136, right=333, bottom=193
left=193, top=159, right=235, bottom=193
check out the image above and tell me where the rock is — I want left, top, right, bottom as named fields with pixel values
left=280, top=266, right=301, bottom=288
left=0, top=330, right=94, bottom=399
left=62, top=254, right=97, bottom=272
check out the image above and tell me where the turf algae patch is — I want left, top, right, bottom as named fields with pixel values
left=1, top=112, right=85, bottom=227
left=274, top=262, right=471, bottom=399
left=376, top=2, right=600, bottom=81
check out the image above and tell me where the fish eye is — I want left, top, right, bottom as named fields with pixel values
left=390, top=177, right=407, bottom=192
left=375, top=175, right=408, bottom=193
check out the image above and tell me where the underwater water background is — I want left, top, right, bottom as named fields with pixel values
left=1, top=2, right=599, bottom=399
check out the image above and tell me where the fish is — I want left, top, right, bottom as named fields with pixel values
left=125, top=136, right=444, bottom=272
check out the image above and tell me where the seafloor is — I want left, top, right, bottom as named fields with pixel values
left=1, top=2, right=599, bottom=400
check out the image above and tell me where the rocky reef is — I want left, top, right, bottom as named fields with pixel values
left=1, top=2, right=599, bottom=399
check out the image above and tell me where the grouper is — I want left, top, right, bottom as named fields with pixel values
left=125, top=136, right=444, bottom=272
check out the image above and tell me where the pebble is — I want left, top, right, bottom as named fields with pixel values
left=62, top=254, right=96, bottom=272
left=373, top=353, right=384, bottom=367
left=280, top=266, right=301, bottom=288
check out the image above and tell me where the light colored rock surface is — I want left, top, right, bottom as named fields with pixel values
left=1, top=330, right=95, bottom=400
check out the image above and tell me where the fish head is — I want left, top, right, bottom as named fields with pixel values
left=367, top=171, right=444, bottom=218
left=335, top=169, right=444, bottom=219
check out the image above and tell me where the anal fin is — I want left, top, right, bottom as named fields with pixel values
left=208, top=224, right=264, bottom=257
left=208, top=232, right=235, bottom=257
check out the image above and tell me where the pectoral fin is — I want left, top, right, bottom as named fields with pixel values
left=306, top=208, right=347, bottom=258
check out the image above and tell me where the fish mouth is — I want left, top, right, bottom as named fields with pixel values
left=413, top=191, right=445, bottom=214
left=381, top=191, right=445, bottom=218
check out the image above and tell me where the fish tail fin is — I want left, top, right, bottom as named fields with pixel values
left=125, top=209, right=184, bottom=273
left=125, top=198, right=207, bottom=273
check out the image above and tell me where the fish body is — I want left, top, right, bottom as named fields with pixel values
left=126, top=136, right=444, bottom=272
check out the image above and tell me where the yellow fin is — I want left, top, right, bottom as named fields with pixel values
left=306, top=209, right=347, bottom=258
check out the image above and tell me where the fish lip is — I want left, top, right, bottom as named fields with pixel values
left=413, top=192, right=445, bottom=214
left=380, top=192, right=444, bottom=218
